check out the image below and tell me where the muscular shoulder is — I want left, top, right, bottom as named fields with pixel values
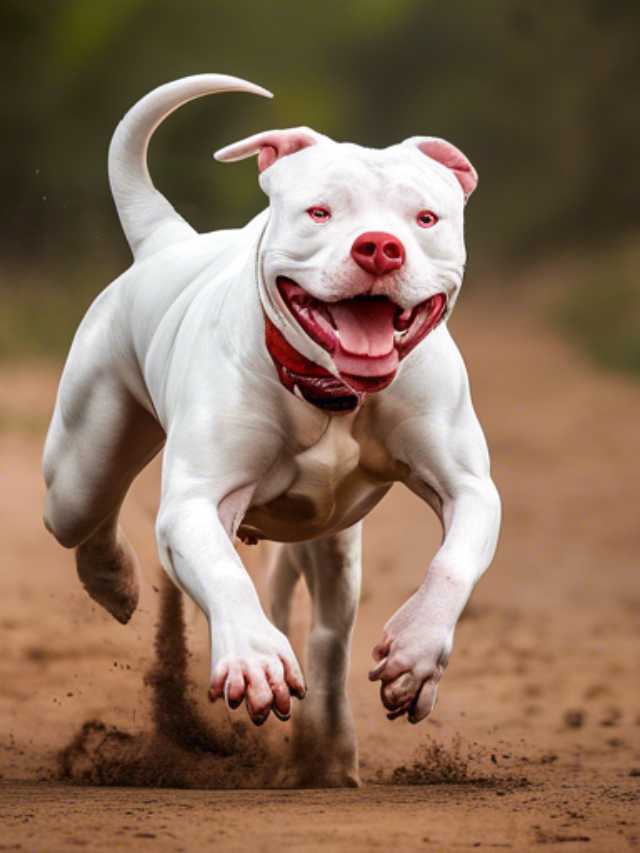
left=366, top=324, right=490, bottom=488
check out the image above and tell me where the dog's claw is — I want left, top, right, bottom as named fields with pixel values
left=272, top=707, right=291, bottom=722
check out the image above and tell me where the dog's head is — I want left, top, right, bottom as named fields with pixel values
left=216, top=129, right=476, bottom=413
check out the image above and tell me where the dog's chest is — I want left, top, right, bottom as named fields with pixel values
left=241, top=416, right=396, bottom=543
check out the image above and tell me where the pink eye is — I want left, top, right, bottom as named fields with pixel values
left=307, top=207, right=331, bottom=223
left=417, top=210, right=438, bottom=228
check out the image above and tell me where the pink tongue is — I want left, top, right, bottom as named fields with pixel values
left=328, top=299, right=397, bottom=357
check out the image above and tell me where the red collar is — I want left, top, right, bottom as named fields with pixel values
left=264, top=315, right=362, bottom=413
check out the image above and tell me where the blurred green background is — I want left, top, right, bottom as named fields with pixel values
left=2, top=0, right=639, bottom=369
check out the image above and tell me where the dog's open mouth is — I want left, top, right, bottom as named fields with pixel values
left=277, top=277, right=446, bottom=388
left=266, top=278, right=446, bottom=414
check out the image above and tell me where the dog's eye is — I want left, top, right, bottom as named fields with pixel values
left=307, top=207, right=331, bottom=223
left=417, top=210, right=438, bottom=228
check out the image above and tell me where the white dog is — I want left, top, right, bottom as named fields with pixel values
left=43, top=74, right=500, bottom=787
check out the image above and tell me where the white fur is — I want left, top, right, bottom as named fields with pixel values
left=43, top=75, right=500, bottom=788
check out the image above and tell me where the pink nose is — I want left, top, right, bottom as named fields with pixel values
left=351, top=232, right=406, bottom=276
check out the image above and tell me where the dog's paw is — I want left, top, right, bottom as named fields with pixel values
left=368, top=592, right=454, bottom=724
left=208, top=622, right=306, bottom=725
left=76, top=528, right=140, bottom=625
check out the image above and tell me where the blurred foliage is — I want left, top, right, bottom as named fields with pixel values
left=3, top=0, right=640, bottom=269
left=555, top=242, right=640, bottom=376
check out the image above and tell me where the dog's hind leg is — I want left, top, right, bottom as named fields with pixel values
left=281, top=524, right=362, bottom=788
left=268, top=544, right=302, bottom=637
left=44, top=355, right=165, bottom=622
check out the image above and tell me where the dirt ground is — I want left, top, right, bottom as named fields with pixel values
left=0, top=284, right=638, bottom=851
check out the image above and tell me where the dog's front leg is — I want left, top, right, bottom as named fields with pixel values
left=370, top=405, right=501, bottom=723
left=156, top=470, right=305, bottom=725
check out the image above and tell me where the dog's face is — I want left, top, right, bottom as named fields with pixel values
left=216, top=129, right=477, bottom=412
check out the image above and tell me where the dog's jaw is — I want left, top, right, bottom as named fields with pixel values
left=262, top=279, right=447, bottom=414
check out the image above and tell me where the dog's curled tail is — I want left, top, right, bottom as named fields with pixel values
left=108, top=74, right=272, bottom=261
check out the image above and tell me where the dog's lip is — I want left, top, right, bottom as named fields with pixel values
left=276, top=277, right=339, bottom=354
left=279, top=365, right=361, bottom=413
left=276, top=276, right=446, bottom=375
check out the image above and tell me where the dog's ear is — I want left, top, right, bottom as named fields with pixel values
left=215, top=128, right=321, bottom=173
left=404, top=137, right=478, bottom=199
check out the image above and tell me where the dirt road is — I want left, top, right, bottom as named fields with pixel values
left=1, top=288, right=638, bottom=851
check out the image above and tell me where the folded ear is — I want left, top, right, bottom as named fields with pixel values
left=215, top=127, right=322, bottom=173
left=404, top=136, right=478, bottom=199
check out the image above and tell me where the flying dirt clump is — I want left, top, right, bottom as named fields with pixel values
left=386, top=735, right=524, bottom=788
left=57, top=575, right=283, bottom=789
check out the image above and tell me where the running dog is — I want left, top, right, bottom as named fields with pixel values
left=43, top=74, right=501, bottom=787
